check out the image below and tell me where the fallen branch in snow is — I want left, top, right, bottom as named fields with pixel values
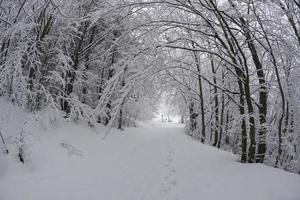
left=0, top=131, right=9, bottom=154
left=102, top=127, right=113, bottom=140
left=60, top=141, right=83, bottom=158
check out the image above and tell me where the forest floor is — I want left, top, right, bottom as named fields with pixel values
left=0, top=105, right=300, bottom=200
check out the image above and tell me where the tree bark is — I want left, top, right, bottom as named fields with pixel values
left=193, top=51, right=206, bottom=143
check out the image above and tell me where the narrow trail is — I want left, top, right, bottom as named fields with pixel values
left=1, top=121, right=300, bottom=200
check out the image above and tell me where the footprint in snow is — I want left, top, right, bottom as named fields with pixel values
left=168, top=157, right=173, bottom=162
left=159, top=150, right=178, bottom=198
left=160, top=187, right=171, bottom=194
left=169, top=180, right=177, bottom=186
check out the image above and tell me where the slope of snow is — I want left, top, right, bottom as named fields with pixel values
left=0, top=101, right=299, bottom=200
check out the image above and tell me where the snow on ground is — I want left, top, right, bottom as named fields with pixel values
left=0, top=101, right=300, bottom=200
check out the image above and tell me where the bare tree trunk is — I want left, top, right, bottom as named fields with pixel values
left=189, top=101, right=197, bottom=133
left=64, top=22, right=89, bottom=115
left=210, top=55, right=219, bottom=147
left=209, top=1, right=256, bottom=162
left=193, top=51, right=205, bottom=143
left=235, top=7, right=267, bottom=163
left=217, top=69, right=226, bottom=148
left=255, top=14, right=286, bottom=167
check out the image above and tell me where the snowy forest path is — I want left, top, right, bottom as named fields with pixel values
left=119, top=121, right=300, bottom=200
left=1, top=121, right=300, bottom=200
